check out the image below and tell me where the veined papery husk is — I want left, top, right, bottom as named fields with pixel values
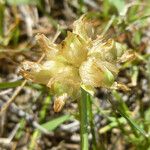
left=36, top=31, right=88, bottom=67
left=73, top=15, right=94, bottom=42
left=88, top=38, right=126, bottom=63
left=73, top=15, right=102, bottom=42
left=79, top=57, right=116, bottom=88
left=35, top=34, right=59, bottom=59
left=79, top=35, right=126, bottom=89
left=58, top=32, right=88, bottom=67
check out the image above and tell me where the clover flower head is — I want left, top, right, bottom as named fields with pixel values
left=20, top=15, right=130, bottom=112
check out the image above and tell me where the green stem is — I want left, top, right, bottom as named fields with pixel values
left=79, top=88, right=89, bottom=150
left=88, top=95, right=105, bottom=150
left=39, top=96, right=52, bottom=123
left=0, top=1, right=5, bottom=36
left=88, top=95, right=97, bottom=150
left=78, top=0, right=84, bottom=14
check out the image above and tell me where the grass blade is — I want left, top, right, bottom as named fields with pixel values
left=87, top=95, right=101, bottom=150
left=79, top=88, right=89, bottom=150
left=42, top=114, right=72, bottom=131
left=0, top=80, right=23, bottom=89
left=109, top=91, right=148, bottom=138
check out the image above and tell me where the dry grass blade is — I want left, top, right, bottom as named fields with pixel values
left=0, top=80, right=27, bottom=115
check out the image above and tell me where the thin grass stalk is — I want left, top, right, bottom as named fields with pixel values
left=0, top=1, right=5, bottom=36
left=87, top=94, right=97, bottom=150
left=88, top=95, right=105, bottom=150
left=79, top=88, right=89, bottom=150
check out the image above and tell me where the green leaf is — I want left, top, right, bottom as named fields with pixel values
left=42, top=115, right=72, bottom=131
left=102, top=0, right=111, bottom=17
left=111, top=91, right=148, bottom=137
left=6, top=0, right=38, bottom=5
left=99, top=117, right=126, bottom=134
left=0, top=80, right=23, bottom=89
left=109, top=0, right=125, bottom=15
left=118, top=109, right=147, bottom=137
left=39, top=96, right=52, bottom=123
left=0, top=2, right=5, bottom=36
left=133, top=30, right=141, bottom=45
left=12, top=26, right=20, bottom=46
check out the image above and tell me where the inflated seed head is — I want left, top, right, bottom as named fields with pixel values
left=20, top=15, right=130, bottom=109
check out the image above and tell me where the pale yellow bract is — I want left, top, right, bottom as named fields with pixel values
left=20, top=15, right=129, bottom=112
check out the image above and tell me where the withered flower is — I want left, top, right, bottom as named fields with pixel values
left=20, top=15, right=130, bottom=112
left=53, top=93, right=68, bottom=112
